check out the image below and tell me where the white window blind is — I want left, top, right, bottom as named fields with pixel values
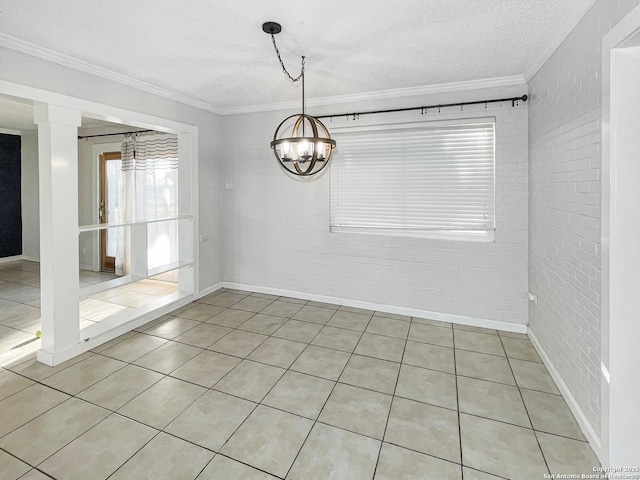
left=330, top=120, right=495, bottom=235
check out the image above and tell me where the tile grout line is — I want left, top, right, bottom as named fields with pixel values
left=367, top=438, right=463, bottom=470
left=1, top=288, right=583, bottom=479
left=184, top=311, right=285, bottom=393
left=371, top=315, right=412, bottom=479
left=278, top=306, right=351, bottom=479
left=65, top=351, right=217, bottom=478
left=126, top=298, right=310, bottom=393
left=206, top=451, right=287, bottom=480
left=103, top=426, right=163, bottom=480
left=30, top=408, right=159, bottom=478
left=120, top=299, right=263, bottom=364
left=497, top=333, right=552, bottom=477
left=3, top=307, right=553, bottom=436
left=455, top=330, right=514, bottom=480
left=192, top=303, right=343, bottom=478
left=281, top=307, right=373, bottom=479
left=452, top=327, right=465, bottom=479
left=4, top=357, right=200, bottom=475
left=0, top=446, right=41, bottom=474
left=76, top=354, right=169, bottom=411
left=26, top=467, right=56, bottom=479
left=0, top=386, right=91, bottom=442
left=5, top=329, right=560, bottom=480
left=3, top=353, right=97, bottom=389
left=0, top=299, right=261, bottom=475
left=190, top=299, right=334, bottom=469
left=3, top=309, right=567, bottom=440
left=163, top=314, right=546, bottom=394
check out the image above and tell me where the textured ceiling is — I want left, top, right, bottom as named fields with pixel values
left=0, top=0, right=589, bottom=110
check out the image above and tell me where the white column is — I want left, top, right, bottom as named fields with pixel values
left=34, top=103, right=82, bottom=366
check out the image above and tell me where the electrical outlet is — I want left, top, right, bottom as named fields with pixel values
left=528, top=292, right=538, bottom=305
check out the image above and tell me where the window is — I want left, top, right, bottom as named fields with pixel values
left=330, top=119, right=495, bottom=238
left=117, top=134, right=179, bottom=277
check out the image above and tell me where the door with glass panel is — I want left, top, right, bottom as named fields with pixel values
left=99, top=152, right=122, bottom=273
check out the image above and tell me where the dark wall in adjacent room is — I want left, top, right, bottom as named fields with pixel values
left=0, top=133, right=22, bottom=258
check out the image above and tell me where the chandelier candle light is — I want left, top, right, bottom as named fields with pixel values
left=263, top=21, right=336, bottom=176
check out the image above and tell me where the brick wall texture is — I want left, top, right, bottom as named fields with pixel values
left=528, top=0, right=640, bottom=437
left=222, top=87, right=529, bottom=326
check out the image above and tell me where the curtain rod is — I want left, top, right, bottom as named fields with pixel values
left=314, top=94, right=528, bottom=120
left=77, top=129, right=155, bottom=140
left=76, top=94, right=527, bottom=138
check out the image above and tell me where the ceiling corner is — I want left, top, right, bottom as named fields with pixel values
left=523, top=0, right=598, bottom=83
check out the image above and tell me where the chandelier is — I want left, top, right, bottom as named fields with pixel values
left=263, top=22, right=336, bottom=177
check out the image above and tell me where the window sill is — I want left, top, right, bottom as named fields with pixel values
left=330, top=226, right=495, bottom=242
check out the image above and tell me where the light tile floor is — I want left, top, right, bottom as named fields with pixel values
left=0, top=260, right=177, bottom=355
left=0, top=286, right=600, bottom=479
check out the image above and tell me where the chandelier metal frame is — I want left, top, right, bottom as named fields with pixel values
left=263, top=21, right=336, bottom=177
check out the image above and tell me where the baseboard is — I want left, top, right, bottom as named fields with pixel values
left=196, top=282, right=223, bottom=299
left=3, top=258, right=93, bottom=270
left=528, top=328, right=602, bottom=461
left=37, top=292, right=195, bottom=366
left=222, top=281, right=527, bottom=334
left=0, top=254, right=24, bottom=264
left=0, top=254, right=38, bottom=264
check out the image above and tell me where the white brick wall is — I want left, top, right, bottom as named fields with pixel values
left=222, top=85, right=529, bottom=326
left=528, top=0, right=640, bottom=438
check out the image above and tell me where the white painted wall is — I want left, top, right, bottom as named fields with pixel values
left=20, top=130, right=39, bottom=260
left=528, top=0, right=640, bottom=453
left=0, top=46, right=223, bottom=290
left=222, top=85, right=529, bottom=326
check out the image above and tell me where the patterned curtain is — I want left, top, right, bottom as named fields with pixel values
left=115, top=133, right=179, bottom=281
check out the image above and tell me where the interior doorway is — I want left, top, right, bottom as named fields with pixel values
left=99, top=151, right=122, bottom=272
left=601, top=5, right=640, bottom=466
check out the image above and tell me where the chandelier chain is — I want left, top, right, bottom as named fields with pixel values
left=270, top=34, right=305, bottom=82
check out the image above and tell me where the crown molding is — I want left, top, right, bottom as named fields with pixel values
left=524, top=0, right=598, bottom=82
left=0, top=32, right=527, bottom=118
left=0, top=33, right=224, bottom=115
left=219, top=75, right=527, bottom=115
